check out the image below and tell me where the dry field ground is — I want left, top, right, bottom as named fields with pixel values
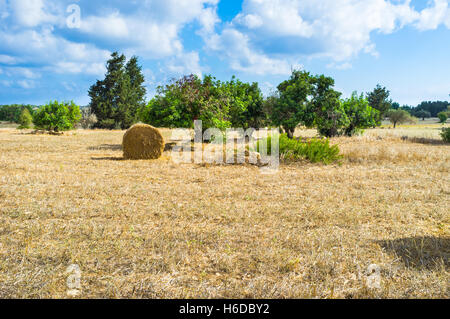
left=0, top=123, right=448, bottom=298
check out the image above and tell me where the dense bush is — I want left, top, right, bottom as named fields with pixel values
left=437, top=111, right=448, bottom=123
left=33, top=101, right=81, bottom=132
left=18, top=108, right=32, bottom=129
left=341, top=92, right=380, bottom=136
left=80, top=108, right=98, bottom=129
left=441, top=128, right=450, bottom=143
left=256, top=134, right=341, bottom=164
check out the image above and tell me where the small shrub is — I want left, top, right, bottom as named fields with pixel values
left=256, top=134, right=341, bottom=164
left=80, top=108, right=98, bottom=129
left=441, top=127, right=450, bottom=143
left=437, top=112, right=448, bottom=124
left=18, top=108, right=32, bottom=129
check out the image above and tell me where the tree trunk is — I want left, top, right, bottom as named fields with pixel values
left=286, top=128, right=294, bottom=139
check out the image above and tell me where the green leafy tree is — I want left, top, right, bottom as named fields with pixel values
left=341, top=92, right=380, bottom=136
left=140, top=74, right=230, bottom=131
left=437, top=111, right=448, bottom=123
left=89, top=52, right=146, bottom=129
left=33, top=101, right=81, bottom=132
left=414, top=109, right=431, bottom=120
left=262, top=95, right=279, bottom=127
left=224, top=77, right=265, bottom=129
left=367, top=84, right=392, bottom=121
left=270, top=70, right=313, bottom=138
left=18, top=108, right=33, bottom=129
left=309, top=74, right=348, bottom=137
left=386, top=109, right=416, bottom=128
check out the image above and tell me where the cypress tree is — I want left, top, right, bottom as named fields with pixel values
left=89, top=52, right=146, bottom=129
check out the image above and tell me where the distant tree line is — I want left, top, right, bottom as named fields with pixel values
left=4, top=52, right=448, bottom=135
left=0, top=104, right=37, bottom=123
left=390, top=100, right=449, bottom=118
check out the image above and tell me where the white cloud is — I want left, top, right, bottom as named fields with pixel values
left=0, top=27, right=110, bottom=78
left=0, top=54, right=18, bottom=65
left=415, top=0, right=449, bottom=30
left=233, top=0, right=313, bottom=37
left=17, top=79, right=35, bottom=89
left=1, top=80, right=13, bottom=87
left=204, top=0, right=450, bottom=74
left=166, top=52, right=203, bottom=77
left=52, top=62, right=106, bottom=76
left=196, top=6, right=220, bottom=36
left=4, top=67, right=41, bottom=79
left=0, top=0, right=219, bottom=92
left=206, top=28, right=293, bottom=75
left=10, top=0, right=61, bottom=27
left=76, top=0, right=219, bottom=58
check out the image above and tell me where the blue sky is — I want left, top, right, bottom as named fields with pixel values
left=0, top=0, right=449, bottom=106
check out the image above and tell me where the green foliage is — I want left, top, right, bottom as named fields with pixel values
left=224, top=76, right=265, bottom=129
left=268, top=71, right=380, bottom=138
left=437, top=111, right=448, bottom=123
left=386, top=109, right=416, bottom=128
left=256, top=134, right=341, bottom=164
left=341, top=92, right=380, bottom=136
left=0, top=104, right=35, bottom=123
left=414, top=109, right=431, bottom=120
left=89, top=52, right=146, bottom=129
left=139, top=74, right=265, bottom=131
left=270, top=70, right=313, bottom=138
left=440, top=127, right=450, bottom=143
left=366, top=84, right=392, bottom=120
left=416, top=101, right=449, bottom=117
left=18, top=108, right=33, bottom=129
left=33, top=101, right=81, bottom=132
left=140, top=74, right=228, bottom=130
left=309, top=74, right=347, bottom=138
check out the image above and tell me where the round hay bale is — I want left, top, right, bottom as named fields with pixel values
left=122, top=124, right=165, bottom=160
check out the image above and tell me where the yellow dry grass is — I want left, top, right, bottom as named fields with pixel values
left=0, top=126, right=448, bottom=299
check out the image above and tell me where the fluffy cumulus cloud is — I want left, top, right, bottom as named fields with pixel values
left=204, top=0, right=450, bottom=74
left=0, top=0, right=219, bottom=93
left=1, top=0, right=449, bottom=102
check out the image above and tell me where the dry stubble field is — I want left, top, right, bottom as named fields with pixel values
left=0, top=124, right=448, bottom=298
